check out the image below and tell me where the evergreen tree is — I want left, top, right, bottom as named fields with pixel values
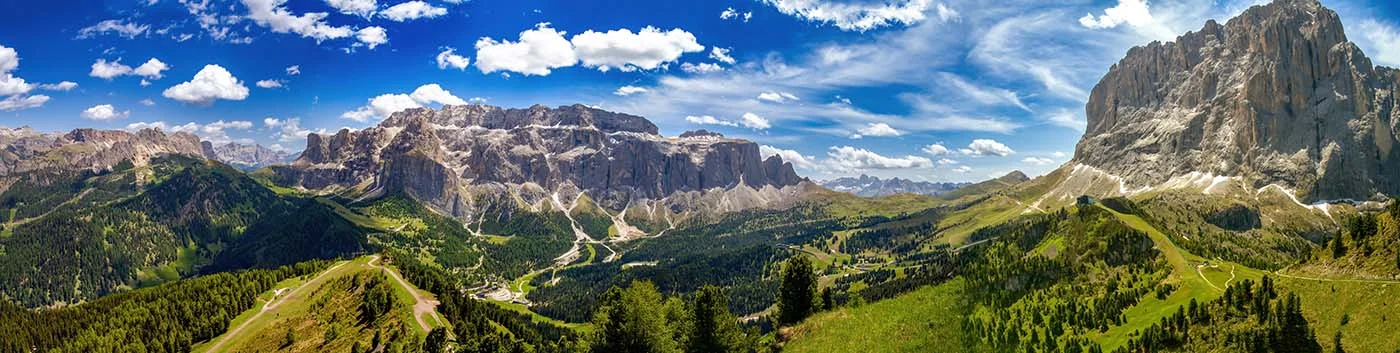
left=687, top=286, right=746, bottom=353
left=591, top=281, right=681, bottom=353
left=777, top=255, right=818, bottom=326
left=423, top=327, right=447, bottom=353
left=1330, top=232, right=1347, bottom=258
left=1332, top=331, right=1346, bottom=353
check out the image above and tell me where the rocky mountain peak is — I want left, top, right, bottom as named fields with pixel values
left=1072, top=0, right=1400, bottom=201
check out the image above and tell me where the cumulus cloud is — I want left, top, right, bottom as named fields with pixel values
left=0, top=45, right=43, bottom=111
left=922, top=143, right=950, bottom=156
left=475, top=23, right=578, bottom=76
left=162, top=64, right=250, bottom=106
left=327, top=0, right=377, bottom=18
left=139, top=99, right=156, bottom=106
left=710, top=47, right=736, bottom=65
left=757, top=91, right=799, bottom=103
left=826, top=146, right=933, bottom=171
left=740, top=112, right=771, bottom=130
left=39, top=81, right=78, bottom=91
left=90, top=58, right=168, bottom=80
left=133, top=58, right=170, bottom=79
left=78, top=19, right=150, bottom=39
left=1077, top=0, right=1175, bottom=40
left=761, top=145, right=818, bottom=169
left=959, top=139, right=1015, bottom=157
left=436, top=47, right=471, bottom=70
left=286, top=65, right=301, bottom=75
left=685, top=115, right=737, bottom=127
left=0, top=95, right=48, bottom=112
left=341, top=83, right=467, bottom=122
left=256, top=79, right=284, bottom=88
left=1356, top=19, right=1400, bottom=68
left=1022, top=157, right=1056, bottom=166
left=850, top=122, right=901, bottom=139
left=937, top=158, right=959, bottom=165
left=952, top=165, right=972, bottom=173
left=379, top=1, right=447, bottom=22
left=570, top=26, right=704, bottom=72
left=356, top=26, right=388, bottom=49
left=90, top=59, right=133, bottom=80
left=614, top=85, right=648, bottom=96
left=760, top=0, right=934, bottom=31
left=265, top=117, right=318, bottom=142
left=127, top=119, right=255, bottom=144
left=81, top=104, right=130, bottom=121
left=681, top=62, right=724, bottom=74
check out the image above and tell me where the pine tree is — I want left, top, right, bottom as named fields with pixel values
left=591, top=281, right=681, bottom=353
left=423, top=327, right=447, bottom=353
left=688, top=286, right=745, bottom=353
left=777, top=255, right=818, bottom=326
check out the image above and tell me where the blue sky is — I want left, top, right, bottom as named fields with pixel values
left=3, top=0, right=1400, bottom=182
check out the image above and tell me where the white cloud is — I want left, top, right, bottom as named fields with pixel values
left=681, top=62, right=724, bottom=74
left=960, top=139, right=1015, bottom=157
left=256, top=79, right=284, bottom=88
left=1046, top=108, right=1085, bottom=130
left=78, top=19, right=150, bottom=39
left=935, top=3, right=959, bottom=22
left=922, top=143, right=950, bottom=156
left=475, top=23, right=578, bottom=76
left=685, top=115, right=738, bottom=127
left=721, top=7, right=739, bottom=20
left=936, top=158, right=958, bottom=165
left=436, top=47, right=471, bottom=70
left=740, top=112, right=771, bottom=130
left=710, top=47, right=735, bottom=65
left=327, top=0, right=377, bottom=18
left=242, top=0, right=355, bottom=42
left=341, top=83, right=467, bottom=122
left=826, top=146, right=933, bottom=171
left=760, top=0, right=934, bottom=32
left=570, top=26, right=704, bottom=72
left=409, top=83, right=468, bottom=105
left=761, top=145, right=818, bottom=169
left=379, top=1, right=447, bottom=22
left=757, top=91, right=799, bottom=103
left=0, top=46, right=16, bottom=74
left=39, top=81, right=78, bottom=91
left=162, top=64, right=250, bottom=106
left=265, top=117, right=317, bottom=142
left=1356, top=19, right=1400, bottom=67
left=90, top=59, right=133, bottom=80
left=953, top=165, right=972, bottom=173
left=139, top=98, right=156, bottom=106
left=614, top=85, right=648, bottom=96
left=937, top=72, right=1029, bottom=111
left=0, top=95, right=48, bottom=112
left=356, top=26, right=388, bottom=49
left=1077, top=0, right=1176, bottom=41
left=81, top=104, right=130, bottom=121
left=133, top=58, right=170, bottom=79
left=1053, top=151, right=1067, bottom=158
left=127, top=119, right=255, bottom=144
left=850, top=122, right=901, bottom=139
left=1022, top=157, right=1055, bottom=166
left=286, top=65, right=301, bottom=75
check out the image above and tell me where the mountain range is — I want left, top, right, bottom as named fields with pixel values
left=819, top=175, right=970, bottom=197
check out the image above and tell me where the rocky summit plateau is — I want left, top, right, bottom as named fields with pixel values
left=269, top=104, right=808, bottom=221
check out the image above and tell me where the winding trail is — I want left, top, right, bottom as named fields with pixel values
left=369, top=255, right=442, bottom=334
left=202, top=260, right=349, bottom=353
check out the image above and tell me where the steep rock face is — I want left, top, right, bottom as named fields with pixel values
left=1074, top=0, right=1400, bottom=200
left=0, top=126, right=210, bottom=176
left=206, top=142, right=293, bottom=170
left=271, top=104, right=806, bottom=217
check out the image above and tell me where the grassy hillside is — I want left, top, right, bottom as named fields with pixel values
left=784, top=278, right=973, bottom=353
left=195, top=255, right=446, bottom=353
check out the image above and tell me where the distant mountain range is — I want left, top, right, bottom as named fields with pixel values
left=819, top=174, right=970, bottom=197
left=203, top=142, right=294, bottom=170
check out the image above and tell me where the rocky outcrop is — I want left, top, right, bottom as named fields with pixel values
left=206, top=142, right=293, bottom=170
left=0, top=126, right=211, bottom=176
left=271, top=104, right=807, bottom=218
left=820, top=174, right=970, bottom=197
left=1073, top=0, right=1400, bottom=201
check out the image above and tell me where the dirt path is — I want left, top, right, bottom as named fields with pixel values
left=369, top=255, right=441, bottom=334
left=202, top=260, right=349, bottom=353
